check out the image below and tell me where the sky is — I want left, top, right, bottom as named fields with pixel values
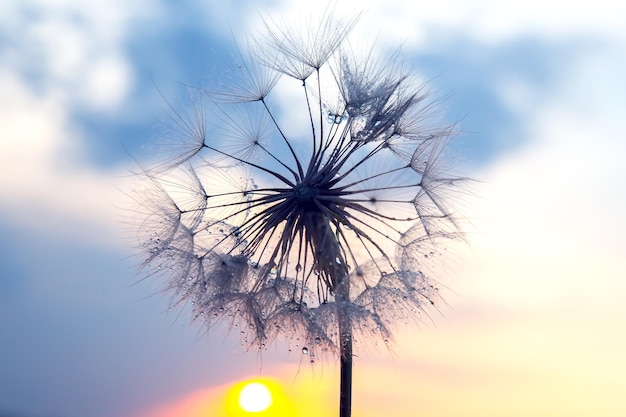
left=1, top=0, right=625, bottom=416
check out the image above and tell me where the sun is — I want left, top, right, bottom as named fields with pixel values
left=238, top=382, right=272, bottom=412
left=224, top=377, right=295, bottom=416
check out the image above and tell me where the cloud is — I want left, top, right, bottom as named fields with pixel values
left=253, top=0, right=626, bottom=50
left=467, top=41, right=626, bottom=309
left=0, top=70, right=131, bottom=246
left=0, top=0, right=150, bottom=245
left=0, top=0, right=152, bottom=111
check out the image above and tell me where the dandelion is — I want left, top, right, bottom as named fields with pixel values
left=135, top=11, right=467, bottom=417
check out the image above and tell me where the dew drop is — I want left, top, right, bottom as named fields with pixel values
left=302, top=347, right=309, bottom=355
left=315, top=337, right=321, bottom=344
left=295, top=264, right=302, bottom=272
left=327, top=113, right=346, bottom=124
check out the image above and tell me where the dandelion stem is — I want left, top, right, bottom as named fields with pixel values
left=336, top=264, right=353, bottom=417
left=339, top=322, right=353, bottom=417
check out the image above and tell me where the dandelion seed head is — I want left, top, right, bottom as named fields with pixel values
left=136, top=12, right=467, bottom=357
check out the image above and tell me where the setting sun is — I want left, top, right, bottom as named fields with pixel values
left=224, top=377, right=296, bottom=417
left=238, top=382, right=272, bottom=412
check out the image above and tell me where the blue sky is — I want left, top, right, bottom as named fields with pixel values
left=1, top=1, right=626, bottom=417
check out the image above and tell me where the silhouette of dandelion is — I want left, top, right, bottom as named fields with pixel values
left=135, top=11, right=467, bottom=417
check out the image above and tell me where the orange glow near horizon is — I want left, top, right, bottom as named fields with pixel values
left=133, top=220, right=626, bottom=417
left=133, top=371, right=341, bottom=417
left=132, top=285, right=626, bottom=417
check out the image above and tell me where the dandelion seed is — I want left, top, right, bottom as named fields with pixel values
left=135, top=10, right=468, bottom=417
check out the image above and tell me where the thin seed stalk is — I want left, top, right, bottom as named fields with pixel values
left=309, top=213, right=353, bottom=416
left=337, top=280, right=353, bottom=417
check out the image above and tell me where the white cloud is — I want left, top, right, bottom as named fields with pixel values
left=81, top=54, right=135, bottom=109
left=0, top=71, right=132, bottom=247
left=0, top=0, right=152, bottom=245
left=451, top=41, right=626, bottom=315
left=255, top=0, right=626, bottom=50
left=0, top=0, right=157, bottom=111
